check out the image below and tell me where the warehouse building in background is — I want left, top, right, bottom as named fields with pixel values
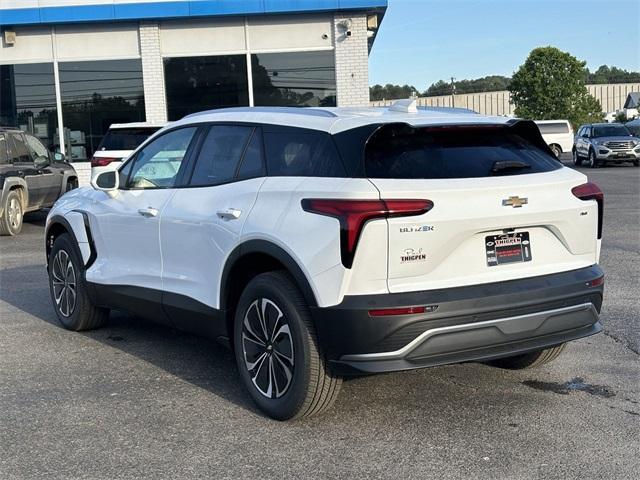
left=0, top=0, right=386, bottom=162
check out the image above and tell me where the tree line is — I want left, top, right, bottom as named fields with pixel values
left=370, top=65, right=640, bottom=101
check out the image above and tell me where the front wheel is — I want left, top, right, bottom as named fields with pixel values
left=233, top=271, right=342, bottom=420
left=587, top=149, right=599, bottom=168
left=486, top=344, right=566, bottom=370
left=48, top=233, right=109, bottom=331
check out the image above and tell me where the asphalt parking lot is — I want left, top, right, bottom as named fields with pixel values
left=1, top=158, right=638, bottom=480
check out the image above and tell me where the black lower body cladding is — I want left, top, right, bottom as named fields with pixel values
left=310, top=266, right=604, bottom=375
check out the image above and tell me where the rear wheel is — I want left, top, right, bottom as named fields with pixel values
left=233, top=271, right=342, bottom=420
left=549, top=144, right=561, bottom=158
left=487, top=344, right=566, bottom=370
left=0, top=189, right=23, bottom=236
left=572, top=149, right=582, bottom=166
left=65, top=178, right=78, bottom=192
left=48, top=233, right=108, bottom=331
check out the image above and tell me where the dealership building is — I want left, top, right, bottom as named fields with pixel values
left=0, top=0, right=386, bottom=162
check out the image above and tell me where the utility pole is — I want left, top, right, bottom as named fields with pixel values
left=450, top=77, right=456, bottom=108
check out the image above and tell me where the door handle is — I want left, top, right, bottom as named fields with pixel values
left=217, top=208, right=242, bottom=220
left=138, top=207, right=159, bottom=218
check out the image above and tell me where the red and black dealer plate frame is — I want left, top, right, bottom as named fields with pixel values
left=485, top=232, right=532, bottom=266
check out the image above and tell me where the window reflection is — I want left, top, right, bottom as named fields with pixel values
left=0, top=63, right=58, bottom=153
left=59, top=59, right=145, bottom=161
left=252, top=51, right=336, bottom=107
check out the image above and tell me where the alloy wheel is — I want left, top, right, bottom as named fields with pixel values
left=7, top=197, right=22, bottom=231
left=51, top=250, right=77, bottom=317
left=242, top=298, right=294, bottom=399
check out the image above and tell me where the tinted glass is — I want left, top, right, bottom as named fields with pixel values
left=59, top=59, right=145, bottom=161
left=8, top=133, right=31, bottom=163
left=365, top=125, right=561, bottom=179
left=25, top=134, right=49, bottom=160
left=264, top=129, right=345, bottom=177
left=592, top=124, right=631, bottom=137
left=237, top=129, right=265, bottom=180
left=128, top=127, right=196, bottom=189
left=97, top=127, right=160, bottom=151
left=0, top=134, right=8, bottom=164
left=252, top=51, right=336, bottom=107
left=536, top=122, right=570, bottom=134
left=164, top=56, right=249, bottom=120
left=190, top=126, right=253, bottom=186
left=0, top=63, right=58, bottom=154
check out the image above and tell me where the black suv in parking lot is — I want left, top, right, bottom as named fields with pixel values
left=0, top=127, right=77, bottom=236
left=573, top=123, right=640, bottom=168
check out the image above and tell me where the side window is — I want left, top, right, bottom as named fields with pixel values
left=8, top=133, right=32, bottom=163
left=0, top=134, right=8, bottom=164
left=25, top=134, right=49, bottom=161
left=237, top=128, right=265, bottom=180
left=127, top=127, right=197, bottom=189
left=189, top=125, right=253, bottom=186
left=263, top=128, right=345, bottom=177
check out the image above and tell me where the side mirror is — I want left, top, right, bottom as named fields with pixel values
left=91, top=170, right=119, bottom=192
left=53, top=152, right=65, bottom=162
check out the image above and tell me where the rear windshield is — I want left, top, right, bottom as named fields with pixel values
left=97, top=127, right=161, bottom=151
left=365, top=124, right=561, bottom=179
left=536, top=122, right=570, bottom=134
left=592, top=125, right=631, bottom=137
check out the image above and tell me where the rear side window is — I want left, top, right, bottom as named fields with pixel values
left=190, top=125, right=253, bottom=186
left=97, top=128, right=160, bottom=151
left=365, top=124, right=561, bottom=179
left=263, top=128, right=345, bottom=177
left=0, top=134, right=8, bottom=164
left=536, top=122, right=570, bottom=134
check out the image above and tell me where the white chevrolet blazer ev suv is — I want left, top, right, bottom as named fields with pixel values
left=45, top=103, right=605, bottom=420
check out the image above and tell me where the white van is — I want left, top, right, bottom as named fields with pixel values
left=534, top=120, right=574, bottom=158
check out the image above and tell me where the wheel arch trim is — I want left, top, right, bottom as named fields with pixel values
left=220, top=239, right=319, bottom=311
left=46, top=212, right=95, bottom=266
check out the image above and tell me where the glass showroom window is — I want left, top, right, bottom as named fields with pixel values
left=164, top=55, right=249, bottom=121
left=59, top=59, right=145, bottom=161
left=0, top=63, right=58, bottom=152
left=251, top=51, right=336, bottom=107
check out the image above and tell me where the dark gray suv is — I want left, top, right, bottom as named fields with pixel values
left=573, top=123, right=640, bottom=168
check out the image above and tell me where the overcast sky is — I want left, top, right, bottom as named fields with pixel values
left=369, top=0, right=640, bottom=89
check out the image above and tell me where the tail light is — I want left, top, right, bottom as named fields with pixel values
left=91, top=157, right=119, bottom=168
left=301, top=199, right=433, bottom=268
left=571, top=182, right=604, bottom=239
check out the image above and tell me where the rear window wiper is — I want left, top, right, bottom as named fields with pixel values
left=491, top=160, right=532, bottom=174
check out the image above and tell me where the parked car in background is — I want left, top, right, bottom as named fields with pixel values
left=45, top=104, right=605, bottom=420
left=625, top=118, right=640, bottom=137
left=534, top=120, right=574, bottom=158
left=91, top=122, right=164, bottom=175
left=573, top=123, right=640, bottom=167
left=0, top=127, right=76, bottom=236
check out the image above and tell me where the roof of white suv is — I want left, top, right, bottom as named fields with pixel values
left=175, top=104, right=511, bottom=135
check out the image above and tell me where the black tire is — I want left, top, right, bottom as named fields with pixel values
left=48, top=233, right=108, bottom=331
left=487, top=344, right=566, bottom=370
left=549, top=144, right=561, bottom=159
left=0, top=189, right=24, bottom=236
left=65, top=178, right=78, bottom=192
left=587, top=148, right=598, bottom=168
left=633, top=160, right=639, bottom=167
left=572, top=149, right=582, bottom=166
left=233, top=271, right=342, bottom=420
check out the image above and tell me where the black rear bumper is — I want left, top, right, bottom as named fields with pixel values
left=310, top=266, right=604, bottom=375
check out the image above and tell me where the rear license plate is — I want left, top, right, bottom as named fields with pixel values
left=486, top=232, right=532, bottom=266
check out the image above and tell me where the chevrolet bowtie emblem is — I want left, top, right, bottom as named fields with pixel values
left=502, top=196, right=528, bottom=208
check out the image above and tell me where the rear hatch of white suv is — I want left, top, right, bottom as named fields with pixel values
left=364, top=121, right=602, bottom=293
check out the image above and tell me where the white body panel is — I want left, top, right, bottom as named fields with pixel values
left=535, top=120, right=574, bottom=153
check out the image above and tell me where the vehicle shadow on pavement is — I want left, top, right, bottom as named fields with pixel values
left=0, top=264, right=259, bottom=415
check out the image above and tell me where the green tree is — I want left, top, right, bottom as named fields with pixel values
left=509, top=47, right=603, bottom=128
left=369, top=83, right=418, bottom=101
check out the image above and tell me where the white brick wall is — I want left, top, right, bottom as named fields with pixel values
left=71, top=162, right=92, bottom=187
left=139, top=22, right=168, bottom=123
left=333, top=13, right=369, bottom=107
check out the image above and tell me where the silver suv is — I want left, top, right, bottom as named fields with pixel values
left=573, top=123, right=640, bottom=167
